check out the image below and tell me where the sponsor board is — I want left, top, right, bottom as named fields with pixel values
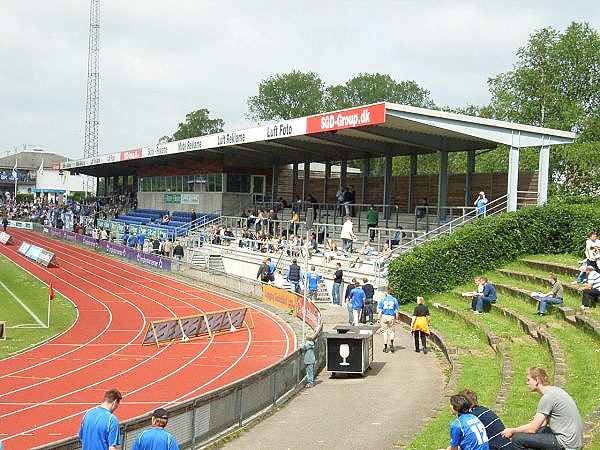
left=306, top=102, right=386, bottom=134
left=120, top=148, right=143, bottom=161
left=0, top=232, right=12, bottom=245
left=261, top=285, right=321, bottom=331
left=8, top=220, right=33, bottom=230
left=181, top=193, right=200, bottom=205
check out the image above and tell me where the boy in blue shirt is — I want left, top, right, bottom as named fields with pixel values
left=132, top=408, right=179, bottom=450
left=349, top=282, right=366, bottom=326
left=378, top=288, right=399, bottom=353
left=448, top=394, right=490, bottom=450
left=304, top=266, right=322, bottom=302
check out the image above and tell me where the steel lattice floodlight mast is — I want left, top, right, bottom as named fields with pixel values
left=83, top=0, right=100, bottom=158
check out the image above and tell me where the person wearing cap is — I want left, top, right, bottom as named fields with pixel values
left=578, top=265, right=600, bottom=309
left=79, top=389, right=122, bottom=450
left=132, top=408, right=179, bottom=450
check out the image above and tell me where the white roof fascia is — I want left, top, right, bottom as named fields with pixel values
left=385, top=102, right=577, bottom=147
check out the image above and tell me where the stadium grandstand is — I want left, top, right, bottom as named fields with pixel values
left=60, top=102, right=576, bottom=291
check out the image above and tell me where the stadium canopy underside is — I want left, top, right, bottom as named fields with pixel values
left=64, top=102, right=576, bottom=211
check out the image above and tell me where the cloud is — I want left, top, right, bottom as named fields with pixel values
left=0, top=0, right=598, bottom=159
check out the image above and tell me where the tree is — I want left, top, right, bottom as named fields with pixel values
left=325, top=73, right=434, bottom=110
left=171, top=109, right=224, bottom=141
left=486, top=22, right=600, bottom=138
left=247, top=71, right=326, bottom=121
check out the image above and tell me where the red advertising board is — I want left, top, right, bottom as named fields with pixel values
left=306, top=102, right=386, bottom=134
left=120, top=148, right=143, bottom=161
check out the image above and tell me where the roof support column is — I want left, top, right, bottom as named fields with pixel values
left=103, top=177, right=108, bottom=197
left=507, top=146, right=520, bottom=212
left=303, top=160, right=311, bottom=201
left=361, top=157, right=370, bottom=204
left=408, top=153, right=417, bottom=212
left=383, top=155, right=393, bottom=219
left=437, top=150, right=449, bottom=220
left=271, top=163, right=279, bottom=204
left=465, top=150, right=475, bottom=206
left=339, top=159, right=347, bottom=191
left=291, top=163, right=298, bottom=202
left=537, top=144, right=550, bottom=206
left=323, top=161, right=331, bottom=204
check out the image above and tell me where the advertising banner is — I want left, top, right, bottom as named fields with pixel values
left=181, top=193, right=200, bottom=205
left=306, top=102, right=386, bottom=134
left=164, top=193, right=182, bottom=204
left=262, top=285, right=298, bottom=312
left=8, top=220, right=33, bottom=230
left=295, top=295, right=321, bottom=331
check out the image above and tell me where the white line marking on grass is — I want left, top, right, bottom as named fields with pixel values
left=0, top=280, right=46, bottom=328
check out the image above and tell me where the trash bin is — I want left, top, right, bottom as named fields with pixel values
left=325, top=325, right=378, bottom=376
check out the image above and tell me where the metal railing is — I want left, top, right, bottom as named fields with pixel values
left=32, top=228, right=325, bottom=450
left=413, top=205, right=478, bottom=233
left=173, top=210, right=222, bottom=239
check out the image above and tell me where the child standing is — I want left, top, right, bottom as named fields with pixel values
left=411, top=296, right=431, bottom=353
left=302, top=335, right=316, bottom=387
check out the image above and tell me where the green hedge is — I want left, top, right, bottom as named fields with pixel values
left=388, top=200, right=600, bottom=303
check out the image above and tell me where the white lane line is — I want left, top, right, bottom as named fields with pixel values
left=0, top=279, right=46, bottom=328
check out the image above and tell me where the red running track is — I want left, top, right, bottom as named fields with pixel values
left=0, top=230, right=295, bottom=449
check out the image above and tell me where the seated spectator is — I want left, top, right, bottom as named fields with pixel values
left=447, top=394, right=490, bottom=450
left=530, top=273, right=563, bottom=316
left=127, top=234, right=137, bottom=248
left=121, top=232, right=129, bottom=246
left=473, top=277, right=496, bottom=314
left=152, top=238, right=160, bottom=254
left=585, top=231, right=600, bottom=271
left=374, top=243, right=393, bottom=272
left=459, top=389, right=513, bottom=450
left=162, top=239, right=173, bottom=257
left=324, top=239, right=338, bottom=264
left=577, top=265, right=600, bottom=309
left=572, top=261, right=589, bottom=285
left=501, top=367, right=583, bottom=450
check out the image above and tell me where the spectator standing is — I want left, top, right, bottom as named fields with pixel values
left=267, top=257, right=276, bottom=282
left=474, top=191, right=488, bottom=216
left=79, top=389, right=122, bottom=450
left=411, top=296, right=430, bottom=353
left=447, top=394, right=490, bottom=450
left=132, top=408, right=179, bottom=450
left=361, top=278, right=375, bottom=324
left=340, top=217, right=356, bottom=253
left=344, top=279, right=358, bottom=325
left=332, top=263, right=343, bottom=306
left=257, top=258, right=271, bottom=283
left=578, top=265, right=600, bottom=309
left=285, top=258, right=302, bottom=293
left=473, top=277, right=497, bottom=314
left=459, top=389, right=514, bottom=450
left=349, top=281, right=366, bottom=326
left=343, top=186, right=352, bottom=216
left=502, top=367, right=583, bottom=450
left=585, top=231, right=600, bottom=271
left=100, top=228, right=109, bottom=241
left=2, top=215, right=8, bottom=232
left=302, top=335, right=316, bottom=388
left=162, top=239, right=173, bottom=258
left=304, top=265, right=322, bottom=302
left=172, top=241, right=184, bottom=271
left=366, top=205, right=379, bottom=241
left=191, top=210, right=197, bottom=230
left=378, top=288, right=399, bottom=353
left=531, top=273, right=563, bottom=316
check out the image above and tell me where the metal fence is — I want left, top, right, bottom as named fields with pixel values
left=31, top=228, right=325, bottom=450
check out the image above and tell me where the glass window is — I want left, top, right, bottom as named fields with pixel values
left=155, top=176, right=165, bottom=191
left=226, top=174, right=251, bottom=193
left=165, top=176, right=172, bottom=192
left=175, top=176, right=183, bottom=192
left=252, top=175, right=265, bottom=194
left=208, top=174, right=223, bottom=192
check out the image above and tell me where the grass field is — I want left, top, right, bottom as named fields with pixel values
left=0, top=254, right=78, bottom=359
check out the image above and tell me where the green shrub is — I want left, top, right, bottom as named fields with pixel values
left=388, top=200, right=600, bottom=303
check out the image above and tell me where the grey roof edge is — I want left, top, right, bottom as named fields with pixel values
left=384, top=102, right=577, bottom=141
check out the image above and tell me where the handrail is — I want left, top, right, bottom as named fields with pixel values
left=173, top=210, right=222, bottom=238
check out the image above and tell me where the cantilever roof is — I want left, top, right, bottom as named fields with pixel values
left=64, top=102, right=577, bottom=177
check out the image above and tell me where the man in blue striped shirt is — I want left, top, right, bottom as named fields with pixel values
left=79, top=389, right=122, bottom=450
left=460, top=389, right=514, bottom=449
left=132, top=408, right=179, bottom=450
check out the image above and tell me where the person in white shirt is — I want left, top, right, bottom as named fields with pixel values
left=340, top=217, right=356, bottom=253
left=585, top=231, right=600, bottom=271
left=579, top=265, right=600, bottom=309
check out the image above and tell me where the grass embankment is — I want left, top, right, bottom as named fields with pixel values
left=0, top=254, right=77, bottom=359
left=400, top=302, right=502, bottom=449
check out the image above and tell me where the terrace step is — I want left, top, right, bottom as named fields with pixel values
left=519, top=258, right=579, bottom=277
left=496, top=268, right=581, bottom=297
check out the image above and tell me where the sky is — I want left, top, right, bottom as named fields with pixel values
left=1, top=0, right=598, bottom=160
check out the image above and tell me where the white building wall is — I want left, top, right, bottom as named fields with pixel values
left=36, top=171, right=96, bottom=194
